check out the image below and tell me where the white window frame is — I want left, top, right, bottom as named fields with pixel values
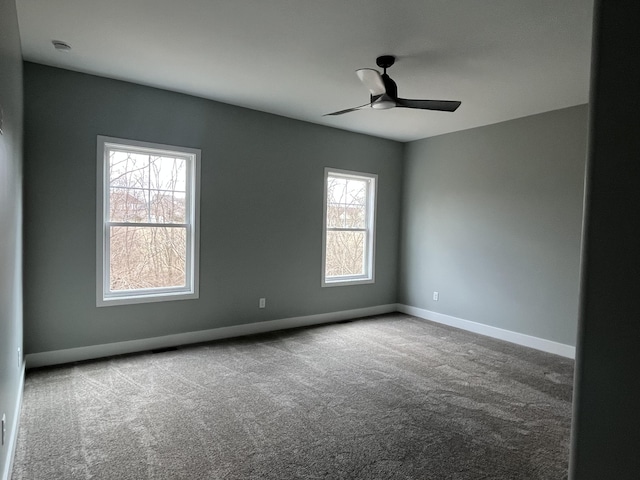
left=322, top=167, right=377, bottom=287
left=96, top=136, right=201, bottom=307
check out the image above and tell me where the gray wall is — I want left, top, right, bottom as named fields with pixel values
left=570, top=1, right=640, bottom=477
left=23, top=63, right=403, bottom=354
left=0, top=0, right=23, bottom=475
left=399, top=105, right=588, bottom=346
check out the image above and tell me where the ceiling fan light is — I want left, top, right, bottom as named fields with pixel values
left=371, top=100, right=396, bottom=110
left=372, top=98, right=396, bottom=110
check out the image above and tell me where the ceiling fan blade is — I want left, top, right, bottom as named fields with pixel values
left=356, top=69, right=386, bottom=95
left=396, top=98, right=461, bottom=112
left=323, top=102, right=372, bottom=116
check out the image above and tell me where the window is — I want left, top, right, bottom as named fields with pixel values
left=97, top=136, right=200, bottom=306
left=322, top=168, right=377, bottom=286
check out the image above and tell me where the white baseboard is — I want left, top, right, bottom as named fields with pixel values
left=25, top=304, right=397, bottom=369
left=397, top=304, right=576, bottom=359
left=25, top=303, right=574, bottom=368
left=2, top=361, right=25, bottom=480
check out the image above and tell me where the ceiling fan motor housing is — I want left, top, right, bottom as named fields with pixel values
left=371, top=74, right=399, bottom=109
left=381, top=73, right=398, bottom=99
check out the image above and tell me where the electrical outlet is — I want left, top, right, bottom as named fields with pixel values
left=259, top=298, right=266, bottom=309
left=433, top=291, right=439, bottom=301
left=1, top=413, right=6, bottom=446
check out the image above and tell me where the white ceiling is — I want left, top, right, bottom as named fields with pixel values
left=16, top=0, right=594, bottom=142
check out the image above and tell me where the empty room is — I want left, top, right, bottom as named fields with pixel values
left=2, top=0, right=639, bottom=479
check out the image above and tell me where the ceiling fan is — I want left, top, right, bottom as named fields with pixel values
left=325, top=55, right=461, bottom=116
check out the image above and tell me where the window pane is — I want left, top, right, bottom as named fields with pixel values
left=327, top=176, right=367, bottom=229
left=109, top=151, right=150, bottom=189
left=109, top=226, right=187, bottom=291
left=325, top=230, right=365, bottom=277
left=149, top=191, right=186, bottom=223
left=346, top=179, right=367, bottom=206
left=326, top=203, right=366, bottom=229
left=109, top=188, right=148, bottom=222
left=149, top=156, right=187, bottom=192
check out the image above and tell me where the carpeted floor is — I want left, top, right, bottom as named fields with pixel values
left=13, top=314, right=574, bottom=479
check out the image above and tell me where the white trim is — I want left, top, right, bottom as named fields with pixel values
left=25, top=304, right=397, bottom=369
left=2, top=362, right=25, bottom=480
left=321, top=168, right=377, bottom=287
left=397, top=304, right=576, bottom=359
left=96, top=136, right=201, bottom=307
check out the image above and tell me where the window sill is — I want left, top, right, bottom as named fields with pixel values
left=322, top=278, right=375, bottom=288
left=97, top=290, right=198, bottom=307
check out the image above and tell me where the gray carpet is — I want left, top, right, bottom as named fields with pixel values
left=13, top=314, right=574, bottom=479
